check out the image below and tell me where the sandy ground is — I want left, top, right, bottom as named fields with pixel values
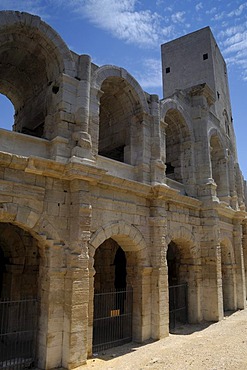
left=84, top=309, right=247, bottom=370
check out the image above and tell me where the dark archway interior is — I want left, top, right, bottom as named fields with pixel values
left=99, top=77, right=140, bottom=164
left=0, top=223, right=39, bottom=300
left=0, top=246, right=7, bottom=298
left=167, top=241, right=180, bottom=286
left=94, top=239, right=127, bottom=292
left=114, top=247, right=127, bottom=291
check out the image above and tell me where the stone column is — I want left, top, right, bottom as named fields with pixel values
left=37, top=244, right=66, bottom=370
left=63, top=255, right=89, bottom=369
left=131, top=266, right=153, bottom=342
left=243, top=220, right=247, bottom=297
left=150, top=94, right=166, bottom=185
left=200, top=208, right=223, bottom=321
left=61, top=180, right=92, bottom=368
left=233, top=216, right=246, bottom=309
left=190, top=86, right=217, bottom=200
left=71, top=55, right=94, bottom=161
left=149, top=196, right=168, bottom=339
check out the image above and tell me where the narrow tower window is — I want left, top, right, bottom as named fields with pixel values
left=203, top=53, right=208, bottom=60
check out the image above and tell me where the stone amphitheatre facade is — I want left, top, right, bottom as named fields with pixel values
left=0, top=10, right=246, bottom=370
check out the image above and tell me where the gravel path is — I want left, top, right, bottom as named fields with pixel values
left=85, top=309, right=247, bottom=369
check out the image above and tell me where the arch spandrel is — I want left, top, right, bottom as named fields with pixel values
left=91, top=65, right=150, bottom=114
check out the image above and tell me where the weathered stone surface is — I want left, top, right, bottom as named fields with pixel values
left=0, top=11, right=246, bottom=370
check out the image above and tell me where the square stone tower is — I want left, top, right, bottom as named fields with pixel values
left=161, top=26, right=232, bottom=122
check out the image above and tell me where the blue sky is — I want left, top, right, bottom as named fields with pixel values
left=0, top=0, right=247, bottom=179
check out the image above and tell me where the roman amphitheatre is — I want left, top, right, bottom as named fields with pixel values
left=0, top=10, right=246, bottom=370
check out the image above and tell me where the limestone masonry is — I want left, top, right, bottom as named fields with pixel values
left=0, top=10, right=246, bottom=370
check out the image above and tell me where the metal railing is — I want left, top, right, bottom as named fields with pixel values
left=0, top=298, right=37, bottom=369
left=169, top=283, right=188, bottom=330
left=93, top=289, right=133, bottom=352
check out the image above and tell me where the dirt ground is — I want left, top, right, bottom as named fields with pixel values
left=84, top=309, right=247, bottom=369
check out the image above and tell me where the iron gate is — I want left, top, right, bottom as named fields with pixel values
left=169, top=283, right=188, bottom=330
left=93, top=288, right=133, bottom=352
left=0, top=298, right=37, bottom=369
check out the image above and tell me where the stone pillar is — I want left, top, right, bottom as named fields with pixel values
left=233, top=216, right=246, bottom=309
left=71, top=55, right=94, bottom=161
left=131, top=266, right=152, bottom=342
left=38, top=246, right=66, bottom=370
left=190, top=86, right=218, bottom=200
left=200, top=208, right=223, bottom=321
left=149, top=196, right=168, bottom=339
left=88, top=87, right=103, bottom=157
left=217, top=156, right=231, bottom=205
left=130, top=112, right=151, bottom=183
left=63, top=256, right=89, bottom=369
left=61, top=180, right=92, bottom=367
left=150, top=95, right=166, bottom=185
left=127, top=266, right=152, bottom=343
left=186, top=262, right=202, bottom=323
left=243, top=220, right=247, bottom=297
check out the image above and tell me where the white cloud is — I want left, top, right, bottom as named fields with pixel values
left=227, top=3, right=247, bottom=17
left=136, top=58, right=162, bottom=90
left=171, top=11, right=185, bottom=24
left=195, top=2, right=203, bottom=11
left=61, top=0, right=168, bottom=48
left=206, top=7, right=217, bottom=15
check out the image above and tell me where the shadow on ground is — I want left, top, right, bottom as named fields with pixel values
left=91, top=339, right=156, bottom=361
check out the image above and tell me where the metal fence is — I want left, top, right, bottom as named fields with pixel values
left=0, top=298, right=37, bottom=370
left=93, top=289, right=133, bottom=352
left=169, top=283, right=188, bottom=330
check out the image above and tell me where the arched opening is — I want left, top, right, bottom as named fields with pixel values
left=0, top=93, right=14, bottom=130
left=0, top=223, right=39, bottom=368
left=93, top=238, right=135, bottom=351
left=99, top=77, right=141, bottom=164
left=167, top=239, right=200, bottom=330
left=210, top=134, right=228, bottom=200
left=0, top=16, right=66, bottom=139
left=167, top=241, right=188, bottom=330
left=220, top=241, right=237, bottom=312
left=164, top=109, right=191, bottom=185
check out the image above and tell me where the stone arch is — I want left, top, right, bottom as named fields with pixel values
left=90, top=220, right=147, bottom=256
left=209, top=128, right=229, bottom=201
left=91, top=65, right=149, bottom=114
left=166, top=226, right=201, bottom=324
left=0, top=201, right=61, bottom=242
left=0, top=207, right=66, bottom=368
left=166, top=225, right=198, bottom=258
left=90, top=66, right=150, bottom=162
left=160, top=99, right=194, bottom=189
left=88, top=221, right=151, bottom=354
left=0, top=10, right=75, bottom=138
left=161, top=98, right=193, bottom=136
